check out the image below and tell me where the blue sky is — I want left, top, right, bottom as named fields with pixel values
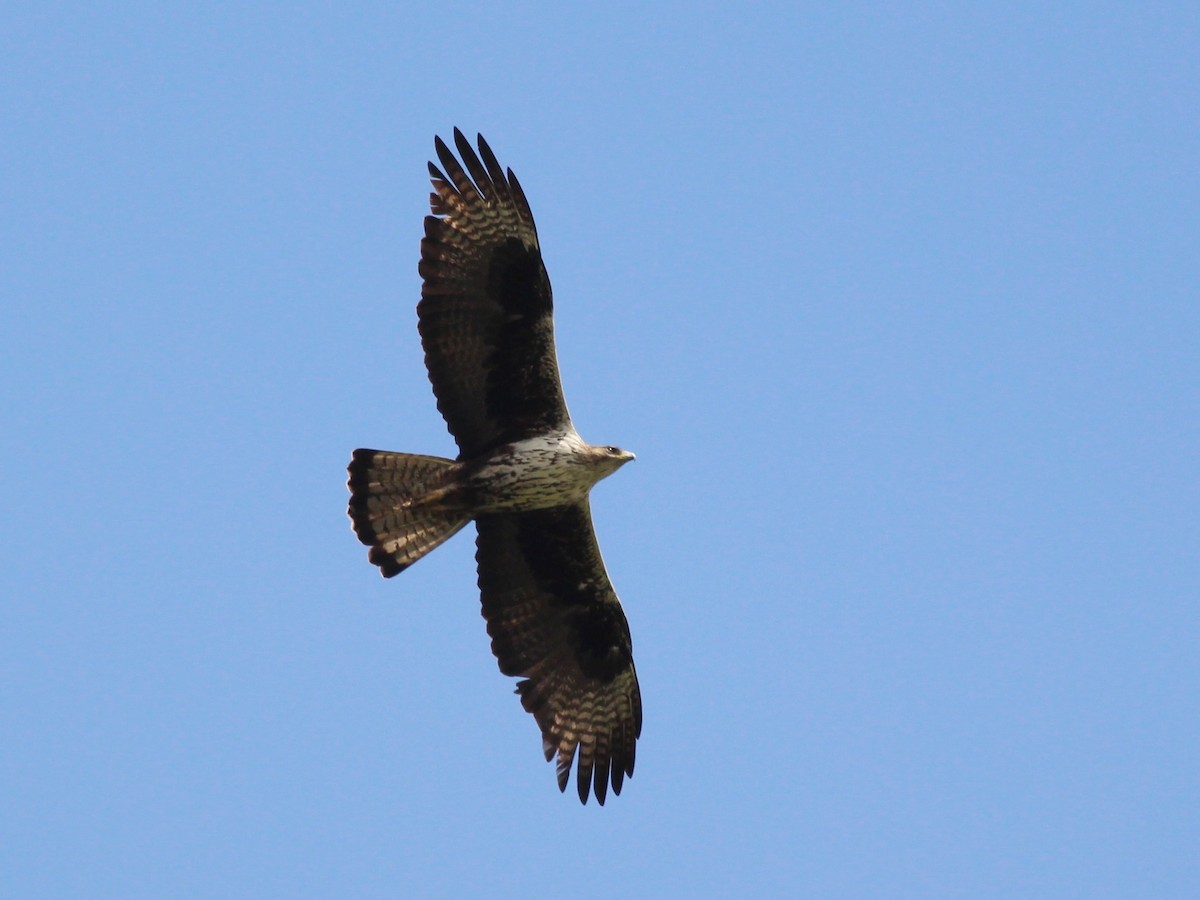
left=3, top=3, right=1197, bottom=896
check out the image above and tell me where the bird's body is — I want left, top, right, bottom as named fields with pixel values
left=347, top=130, right=641, bottom=805
left=466, top=429, right=634, bottom=511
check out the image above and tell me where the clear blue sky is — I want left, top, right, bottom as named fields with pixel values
left=3, top=3, right=1197, bottom=897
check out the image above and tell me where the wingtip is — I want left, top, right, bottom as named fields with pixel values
left=452, top=127, right=471, bottom=158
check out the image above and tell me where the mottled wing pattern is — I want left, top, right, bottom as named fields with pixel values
left=419, top=129, right=571, bottom=459
left=474, top=502, right=642, bottom=805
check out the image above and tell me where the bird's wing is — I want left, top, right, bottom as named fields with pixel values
left=418, top=129, right=571, bottom=459
left=474, top=502, right=642, bottom=805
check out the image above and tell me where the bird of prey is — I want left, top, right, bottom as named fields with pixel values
left=347, top=130, right=641, bottom=805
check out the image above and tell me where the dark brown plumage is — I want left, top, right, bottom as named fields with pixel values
left=347, top=130, right=640, bottom=804
left=419, top=131, right=566, bottom=457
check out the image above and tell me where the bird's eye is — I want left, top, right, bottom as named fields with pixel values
left=607, top=447, right=620, bottom=454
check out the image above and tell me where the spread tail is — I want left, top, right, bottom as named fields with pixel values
left=347, top=449, right=470, bottom=577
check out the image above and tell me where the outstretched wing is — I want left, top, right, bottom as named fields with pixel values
left=474, top=503, right=642, bottom=805
left=418, top=130, right=571, bottom=459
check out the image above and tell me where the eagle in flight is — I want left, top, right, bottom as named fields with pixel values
left=347, top=130, right=641, bottom=805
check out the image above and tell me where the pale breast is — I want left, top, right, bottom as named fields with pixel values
left=468, top=430, right=601, bottom=511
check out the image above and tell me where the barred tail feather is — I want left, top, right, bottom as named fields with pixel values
left=347, top=449, right=470, bottom=577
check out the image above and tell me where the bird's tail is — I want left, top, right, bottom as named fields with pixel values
left=347, top=449, right=470, bottom=577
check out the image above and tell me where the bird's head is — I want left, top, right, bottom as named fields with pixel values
left=589, top=444, right=636, bottom=477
